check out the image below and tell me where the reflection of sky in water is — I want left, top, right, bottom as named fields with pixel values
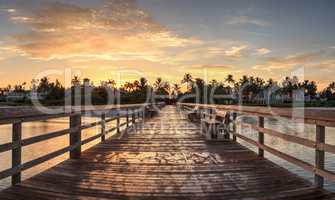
left=239, top=115, right=335, bottom=192
left=0, top=115, right=335, bottom=192
left=0, top=116, right=123, bottom=189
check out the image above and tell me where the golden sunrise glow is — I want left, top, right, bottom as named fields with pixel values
left=0, top=0, right=334, bottom=89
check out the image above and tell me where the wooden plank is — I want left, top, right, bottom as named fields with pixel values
left=0, top=105, right=334, bottom=200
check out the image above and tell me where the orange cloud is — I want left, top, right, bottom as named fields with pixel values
left=255, top=48, right=271, bottom=55
left=252, top=52, right=319, bottom=71
left=7, top=1, right=201, bottom=62
left=224, top=45, right=248, bottom=58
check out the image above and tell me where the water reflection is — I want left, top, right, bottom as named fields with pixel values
left=0, top=116, right=124, bottom=189
left=239, top=116, right=335, bottom=191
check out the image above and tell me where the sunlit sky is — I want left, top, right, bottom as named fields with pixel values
left=0, top=0, right=334, bottom=89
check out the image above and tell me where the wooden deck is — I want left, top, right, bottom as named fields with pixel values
left=0, top=106, right=334, bottom=199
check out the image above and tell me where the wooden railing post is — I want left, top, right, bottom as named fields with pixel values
left=232, top=112, right=237, bottom=141
left=70, top=113, right=81, bottom=159
left=141, top=108, right=145, bottom=127
left=258, top=116, right=264, bottom=157
left=116, top=112, right=120, bottom=134
left=132, top=110, right=136, bottom=132
left=101, top=113, right=106, bottom=142
left=12, top=121, right=22, bottom=185
left=126, top=108, right=129, bottom=128
left=315, top=125, right=325, bottom=188
left=132, top=110, right=136, bottom=125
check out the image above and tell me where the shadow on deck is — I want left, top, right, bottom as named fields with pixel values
left=0, top=106, right=334, bottom=200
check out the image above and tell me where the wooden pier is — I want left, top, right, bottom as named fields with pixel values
left=0, top=105, right=335, bottom=199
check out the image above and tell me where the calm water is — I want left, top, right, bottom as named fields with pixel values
left=0, top=115, right=125, bottom=190
left=0, top=114, right=335, bottom=192
left=238, top=115, right=335, bottom=192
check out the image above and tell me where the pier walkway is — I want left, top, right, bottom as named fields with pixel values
left=0, top=106, right=334, bottom=199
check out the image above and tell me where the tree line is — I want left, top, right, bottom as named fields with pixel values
left=1, top=73, right=335, bottom=106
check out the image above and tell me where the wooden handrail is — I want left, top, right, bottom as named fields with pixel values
left=178, top=103, right=335, bottom=127
left=178, top=102, right=335, bottom=189
left=0, top=103, right=155, bottom=124
left=0, top=102, right=165, bottom=186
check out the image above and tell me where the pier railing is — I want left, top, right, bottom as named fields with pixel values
left=178, top=103, right=335, bottom=188
left=0, top=103, right=164, bottom=186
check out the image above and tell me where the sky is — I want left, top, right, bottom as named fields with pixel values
left=0, top=0, right=334, bottom=89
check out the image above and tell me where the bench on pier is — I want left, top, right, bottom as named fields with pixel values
left=145, top=108, right=158, bottom=118
left=201, top=112, right=231, bottom=141
left=187, top=111, right=201, bottom=123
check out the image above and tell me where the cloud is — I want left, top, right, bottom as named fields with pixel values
left=306, top=60, right=335, bottom=72
left=226, top=16, right=271, bottom=27
left=252, top=52, right=318, bottom=71
left=224, top=45, right=248, bottom=58
left=0, top=8, right=16, bottom=13
left=191, top=64, right=232, bottom=69
left=255, top=48, right=271, bottom=55
left=5, top=0, right=201, bottom=62
left=252, top=49, right=335, bottom=71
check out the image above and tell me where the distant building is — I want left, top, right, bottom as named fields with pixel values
left=26, top=91, right=48, bottom=101
left=5, top=91, right=47, bottom=102
left=6, top=92, right=26, bottom=102
left=0, top=95, right=5, bottom=102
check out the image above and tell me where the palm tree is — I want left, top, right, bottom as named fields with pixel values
left=329, top=82, right=335, bottom=91
left=107, top=79, right=116, bottom=88
left=123, top=82, right=134, bottom=92
left=181, top=73, right=194, bottom=91
left=162, top=82, right=170, bottom=93
left=266, top=78, right=274, bottom=88
left=301, top=80, right=317, bottom=98
left=139, top=77, right=148, bottom=90
left=172, top=84, right=181, bottom=94
left=225, top=74, right=235, bottom=85
left=133, top=80, right=140, bottom=91
left=72, top=76, right=80, bottom=87
left=154, top=77, right=163, bottom=90
left=210, top=79, right=218, bottom=87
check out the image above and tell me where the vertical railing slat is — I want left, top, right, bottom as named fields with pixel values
left=126, top=108, right=129, bottom=128
left=116, top=112, right=120, bottom=134
left=70, top=113, right=81, bottom=159
left=315, top=125, right=325, bottom=188
left=232, top=112, right=237, bottom=142
left=101, top=113, right=106, bottom=142
left=132, top=110, right=135, bottom=125
left=258, top=116, right=264, bottom=157
left=12, top=121, right=22, bottom=185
